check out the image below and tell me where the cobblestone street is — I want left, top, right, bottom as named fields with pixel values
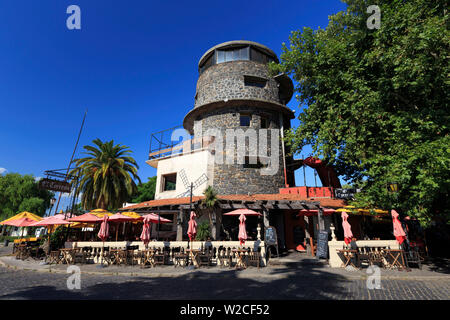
left=0, top=247, right=448, bottom=300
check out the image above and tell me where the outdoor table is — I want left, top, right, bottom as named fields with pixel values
left=382, top=249, right=408, bottom=270
left=337, top=249, right=359, bottom=268
left=232, top=249, right=248, bottom=269
left=186, top=249, right=201, bottom=268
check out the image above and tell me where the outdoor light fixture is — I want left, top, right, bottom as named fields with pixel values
left=211, top=214, right=216, bottom=225
left=50, top=198, right=56, bottom=206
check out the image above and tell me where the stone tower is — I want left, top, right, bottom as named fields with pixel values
left=183, top=40, right=295, bottom=195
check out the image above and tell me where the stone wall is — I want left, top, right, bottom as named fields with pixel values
left=196, top=106, right=286, bottom=195
left=194, top=60, right=281, bottom=108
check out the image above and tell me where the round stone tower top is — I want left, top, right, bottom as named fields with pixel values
left=198, top=40, right=279, bottom=72
left=184, top=40, right=294, bottom=133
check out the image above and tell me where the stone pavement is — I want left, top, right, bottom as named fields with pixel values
left=0, top=245, right=449, bottom=300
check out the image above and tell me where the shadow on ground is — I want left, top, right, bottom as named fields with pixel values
left=0, top=258, right=350, bottom=300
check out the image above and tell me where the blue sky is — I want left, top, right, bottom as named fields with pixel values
left=0, top=1, right=348, bottom=209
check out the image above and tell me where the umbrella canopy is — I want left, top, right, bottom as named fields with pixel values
left=187, top=211, right=197, bottom=241
left=0, top=211, right=42, bottom=226
left=97, top=215, right=110, bottom=242
left=30, top=216, right=69, bottom=227
left=68, top=213, right=103, bottom=223
left=238, top=214, right=247, bottom=246
left=142, top=213, right=172, bottom=223
left=140, top=215, right=152, bottom=246
left=2, top=217, right=39, bottom=227
left=341, top=211, right=353, bottom=245
left=391, top=209, right=407, bottom=244
left=89, top=209, right=113, bottom=218
left=109, top=213, right=140, bottom=222
left=121, top=211, right=144, bottom=221
left=297, top=209, right=336, bottom=217
left=223, top=209, right=262, bottom=216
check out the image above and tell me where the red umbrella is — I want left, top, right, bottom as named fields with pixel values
left=391, top=209, right=407, bottom=245
left=97, top=215, right=110, bottom=242
left=187, top=211, right=197, bottom=242
left=238, top=214, right=247, bottom=246
left=140, top=215, right=151, bottom=247
left=341, top=211, right=353, bottom=245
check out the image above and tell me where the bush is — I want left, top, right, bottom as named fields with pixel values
left=195, top=222, right=211, bottom=241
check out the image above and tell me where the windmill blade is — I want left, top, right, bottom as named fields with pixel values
left=176, top=173, right=208, bottom=198
left=178, top=169, right=190, bottom=189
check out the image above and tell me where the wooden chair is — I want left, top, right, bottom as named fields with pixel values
left=174, top=248, right=188, bottom=267
left=46, top=250, right=62, bottom=265
left=198, top=247, right=213, bottom=267
left=247, top=248, right=261, bottom=269
left=405, top=247, right=422, bottom=270
left=218, top=247, right=233, bottom=268
left=153, top=248, right=169, bottom=266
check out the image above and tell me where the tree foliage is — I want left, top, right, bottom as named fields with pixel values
left=0, top=173, right=54, bottom=220
left=132, top=176, right=156, bottom=203
left=70, top=138, right=141, bottom=210
left=270, top=0, right=449, bottom=226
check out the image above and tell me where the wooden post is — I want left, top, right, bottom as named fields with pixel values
left=318, top=207, right=324, bottom=231
left=176, top=208, right=184, bottom=241
left=263, top=207, right=270, bottom=228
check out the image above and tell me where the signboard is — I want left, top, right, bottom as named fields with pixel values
left=264, top=226, right=278, bottom=246
left=316, top=230, right=329, bottom=259
left=334, top=188, right=360, bottom=200
left=39, top=178, right=72, bottom=193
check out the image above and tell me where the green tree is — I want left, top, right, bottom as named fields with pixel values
left=271, top=0, right=449, bottom=226
left=70, top=138, right=141, bottom=210
left=132, top=176, right=157, bottom=203
left=201, top=186, right=218, bottom=226
left=0, top=173, right=54, bottom=220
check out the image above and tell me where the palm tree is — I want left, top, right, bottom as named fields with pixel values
left=201, top=186, right=218, bottom=230
left=70, top=139, right=141, bottom=210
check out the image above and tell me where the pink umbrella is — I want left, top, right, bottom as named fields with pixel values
left=30, top=216, right=69, bottom=227
left=97, top=215, right=110, bottom=242
left=3, top=217, right=40, bottom=227
left=68, top=213, right=102, bottom=223
left=391, top=209, right=407, bottom=245
left=140, top=215, right=151, bottom=247
left=142, top=213, right=172, bottom=223
left=341, top=211, right=353, bottom=245
left=223, top=209, right=262, bottom=216
left=238, top=214, right=248, bottom=246
left=187, top=211, right=197, bottom=242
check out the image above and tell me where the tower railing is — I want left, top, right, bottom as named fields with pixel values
left=149, top=126, right=215, bottom=161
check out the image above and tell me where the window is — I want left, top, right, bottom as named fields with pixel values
left=244, top=75, right=267, bottom=88
left=161, top=173, right=177, bottom=192
left=240, top=114, right=251, bottom=127
left=261, top=117, right=269, bottom=129
left=216, top=47, right=250, bottom=64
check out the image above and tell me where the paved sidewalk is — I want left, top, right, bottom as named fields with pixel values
left=1, top=247, right=449, bottom=281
